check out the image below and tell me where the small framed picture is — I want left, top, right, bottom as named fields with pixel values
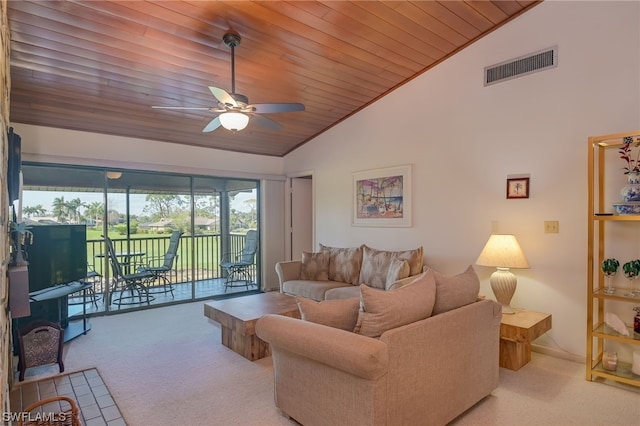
left=507, top=177, right=530, bottom=199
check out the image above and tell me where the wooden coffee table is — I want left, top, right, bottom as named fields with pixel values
left=203, top=291, right=300, bottom=361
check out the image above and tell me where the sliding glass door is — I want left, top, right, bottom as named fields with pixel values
left=20, top=163, right=260, bottom=314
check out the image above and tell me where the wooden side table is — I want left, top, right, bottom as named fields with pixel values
left=499, top=309, right=552, bottom=371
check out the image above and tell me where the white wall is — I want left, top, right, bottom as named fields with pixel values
left=261, top=179, right=285, bottom=291
left=283, top=1, right=640, bottom=360
left=13, top=124, right=284, bottom=179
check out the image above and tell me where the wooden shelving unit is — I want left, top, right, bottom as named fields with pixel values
left=587, top=130, right=640, bottom=387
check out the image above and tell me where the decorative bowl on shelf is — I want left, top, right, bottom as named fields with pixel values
left=612, top=202, right=640, bottom=215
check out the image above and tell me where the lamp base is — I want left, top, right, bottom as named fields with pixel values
left=500, top=305, right=516, bottom=315
left=490, top=268, right=517, bottom=315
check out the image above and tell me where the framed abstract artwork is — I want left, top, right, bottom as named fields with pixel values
left=352, top=164, right=412, bottom=227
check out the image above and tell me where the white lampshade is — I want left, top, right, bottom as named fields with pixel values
left=106, top=171, right=122, bottom=179
left=219, top=112, right=249, bottom=131
left=475, top=234, right=530, bottom=314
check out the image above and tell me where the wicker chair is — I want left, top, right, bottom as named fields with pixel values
left=17, top=320, right=64, bottom=381
left=18, top=395, right=81, bottom=426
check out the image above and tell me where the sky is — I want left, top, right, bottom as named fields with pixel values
left=20, top=189, right=255, bottom=218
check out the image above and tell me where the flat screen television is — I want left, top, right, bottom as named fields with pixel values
left=7, top=127, right=21, bottom=204
left=23, top=224, right=88, bottom=327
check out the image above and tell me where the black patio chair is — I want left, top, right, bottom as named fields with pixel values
left=220, top=230, right=258, bottom=291
left=68, top=264, right=102, bottom=308
left=137, top=230, right=183, bottom=297
left=105, top=236, right=155, bottom=307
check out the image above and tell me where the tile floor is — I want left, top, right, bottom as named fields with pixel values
left=10, top=368, right=125, bottom=426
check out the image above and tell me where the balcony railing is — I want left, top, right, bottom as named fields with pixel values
left=86, top=233, right=255, bottom=292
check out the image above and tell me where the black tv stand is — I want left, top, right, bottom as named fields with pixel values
left=28, top=281, right=92, bottom=342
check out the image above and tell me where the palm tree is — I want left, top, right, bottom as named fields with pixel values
left=52, top=196, right=68, bottom=223
left=22, top=204, right=47, bottom=218
left=67, top=197, right=86, bottom=223
left=86, top=202, right=104, bottom=226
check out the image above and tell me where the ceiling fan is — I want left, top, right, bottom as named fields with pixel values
left=152, top=31, right=305, bottom=132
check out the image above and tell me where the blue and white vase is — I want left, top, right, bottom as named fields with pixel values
left=621, top=172, right=640, bottom=202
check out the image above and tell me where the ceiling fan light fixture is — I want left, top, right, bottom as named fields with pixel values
left=219, top=111, right=249, bottom=131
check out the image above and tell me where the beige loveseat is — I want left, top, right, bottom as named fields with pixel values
left=276, top=244, right=424, bottom=301
left=257, top=267, right=501, bottom=426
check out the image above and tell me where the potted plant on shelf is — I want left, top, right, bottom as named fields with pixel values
left=619, top=136, right=640, bottom=175
left=9, top=220, right=33, bottom=267
left=615, top=136, right=640, bottom=213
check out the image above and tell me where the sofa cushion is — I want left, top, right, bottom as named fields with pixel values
left=319, top=244, right=363, bottom=285
left=354, top=270, right=436, bottom=338
left=358, top=245, right=423, bottom=289
left=300, top=251, right=330, bottom=281
left=282, top=280, right=351, bottom=302
left=296, top=297, right=360, bottom=331
left=431, top=265, right=480, bottom=315
left=385, top=259, right=410, bottom=288
left=324, top=285, right=361, bottom=300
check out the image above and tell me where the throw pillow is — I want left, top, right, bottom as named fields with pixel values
left=431, top=265, right=480, bottom=315
left=385, top=259, right=410, bottom=290
left=300, top=251, right=330, bottom=280
left=319, top=244, right=363, bottom=285
left=354, top=270, right=436, bottom=338
left=296, top=297, right=360, bottom=331
left=386, top=274, right=418, bottom=291
left=358, top=245, right=424, bottom=289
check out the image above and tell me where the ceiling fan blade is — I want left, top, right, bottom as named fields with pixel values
left=209, top=86, right=237, bottom=107
left=202, top=116, right=222, bottom=132
left=152, top=106, right=212, bottom=110
left=248, top=103, right=305, bottom=114
left=248, top=113, right=283, bottom=131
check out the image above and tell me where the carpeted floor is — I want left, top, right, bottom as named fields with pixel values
left=60, top=301, right=292, bottom=426
left=12, top=300, right=640, bottom=425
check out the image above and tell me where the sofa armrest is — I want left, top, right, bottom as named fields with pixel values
left=380, top=299, right=501, bottom=425
left=256, top=314, right=388, bottom=380
left=275, top=260, right=302, bottom=292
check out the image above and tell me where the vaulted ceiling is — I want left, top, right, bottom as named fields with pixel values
left=7, top=1, right=540, bottom=157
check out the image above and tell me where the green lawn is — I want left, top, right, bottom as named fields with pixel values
left=84, top=228, right=223, bottom=274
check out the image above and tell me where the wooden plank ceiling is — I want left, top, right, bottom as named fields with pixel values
left=7, top=1, right=540, bottom=157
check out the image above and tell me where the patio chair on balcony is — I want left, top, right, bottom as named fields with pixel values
left=105, top=236, right=155, bottom=307
left=220, top=230, right=258, bottom=292
left=68, top=264, right=102, bottom=308
left=137, top=230, right=182, bottom=297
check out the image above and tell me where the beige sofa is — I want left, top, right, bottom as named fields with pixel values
left=276, top=244, right=424, bottom=301
left=257, top=268, right=501, bottom=426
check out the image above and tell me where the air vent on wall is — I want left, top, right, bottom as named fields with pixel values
left=484, top=46, right=558, bottom=86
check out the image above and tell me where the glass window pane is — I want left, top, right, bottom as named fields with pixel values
left=20, top=163, right=261, bottom=315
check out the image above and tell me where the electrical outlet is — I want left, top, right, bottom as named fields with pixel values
left=544, top=221, right=559, bottom=233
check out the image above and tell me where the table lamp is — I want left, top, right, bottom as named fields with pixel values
left=475, top=234, right=530, bottom=314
